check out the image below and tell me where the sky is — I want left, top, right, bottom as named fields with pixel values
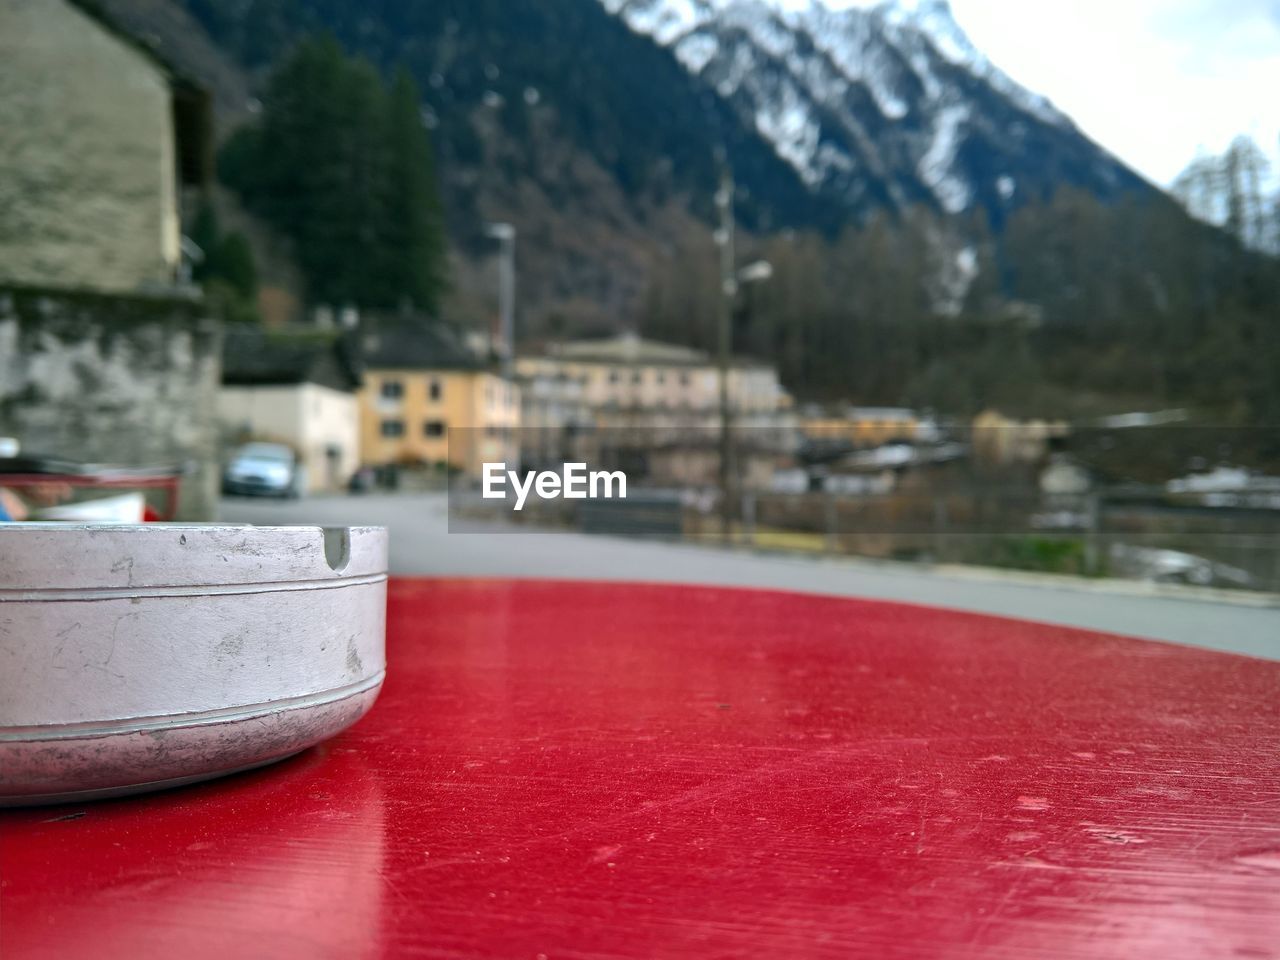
left=777, top=0, right=1280, bottom=187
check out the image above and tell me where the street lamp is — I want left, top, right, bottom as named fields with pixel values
left=484, top=222, right=516, bottom=378
left=713, top=165, right=771, bottom=541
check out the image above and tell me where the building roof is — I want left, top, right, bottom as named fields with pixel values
left=846, top=407, right=918, bottom=421
left=222, top=328, right=362, bottom=392
left=360, top=323, right=485, bottom=372
left=64, top=0, right=212, bottom=187
left=549, top=333, right=710, bottom=367
left=66, top=0, right=179, bottom=78
left=539, top=332, right=776, bottom=370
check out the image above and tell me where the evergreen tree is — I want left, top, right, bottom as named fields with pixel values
left=382, top=69, right=448, bottom=314
left=218, top=37, right=448, bottom=315
left=188, top=199, right=260, bottom=322
left=216, top=233, right=259, bottom=301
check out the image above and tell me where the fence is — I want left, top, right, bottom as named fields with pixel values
left=449, top=481, right=1280, bottom=592
left=690, top=488, right=1280, bottom=592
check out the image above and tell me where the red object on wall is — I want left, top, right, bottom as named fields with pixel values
left=0, top=472, right=181, bottom=520
left=2, top=579, right=1279, bottom=958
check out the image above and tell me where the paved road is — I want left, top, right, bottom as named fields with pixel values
left=221, top=492, right=1280, bottom=660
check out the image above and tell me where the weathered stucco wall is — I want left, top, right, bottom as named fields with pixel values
left=0, top=0, right=180, bottom=293
left=0, top=286, right=221, bottom=520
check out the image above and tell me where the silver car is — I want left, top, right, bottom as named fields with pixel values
left=222, top=442, right=304, bottom=498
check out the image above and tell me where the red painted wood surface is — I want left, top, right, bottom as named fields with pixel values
left=3, top=578, right=1279, bottom=958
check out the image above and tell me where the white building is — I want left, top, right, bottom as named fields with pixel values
left=516, top=333, right=795, bottom=487
left=218, top=329, right=362, bottom=492
left=518, top=333, right=789, bottom=424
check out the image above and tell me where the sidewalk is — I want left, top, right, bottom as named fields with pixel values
left=221, top=492, right=1280, bottom=661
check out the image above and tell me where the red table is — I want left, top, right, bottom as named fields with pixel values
left=3, top=579, right=1279, bottom=958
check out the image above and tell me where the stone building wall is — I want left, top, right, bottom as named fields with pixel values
left=0, top=0, right=180, bottom=293
left=0, top=286, right=221, bottom=520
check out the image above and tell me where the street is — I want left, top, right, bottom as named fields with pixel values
left=221, top=492, right=1280, bottom=661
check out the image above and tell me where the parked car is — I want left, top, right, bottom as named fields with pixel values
left=222, top=443, right=304, bottom=498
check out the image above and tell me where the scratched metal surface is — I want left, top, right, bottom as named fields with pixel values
left=0, top=524, right=387, bottom=804
left=2, top=578, right=1279, bottom=959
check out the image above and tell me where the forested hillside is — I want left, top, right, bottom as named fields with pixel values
left=98, top=0, right=1280, bottom=424
left=642, top=188, right=1280, bottom=421
left=218, top=38, right=447, bottom=313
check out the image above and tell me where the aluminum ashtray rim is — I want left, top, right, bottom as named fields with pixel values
left=0, top=523, right=388, bottom=806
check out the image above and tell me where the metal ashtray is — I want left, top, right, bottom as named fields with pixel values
left=0, top=523, right=387, bottom=805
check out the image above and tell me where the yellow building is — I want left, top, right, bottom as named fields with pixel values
left=801, top=407, right=923, bottom=448
left=971, top=409, right=1069, bottom=464
left=358, top=325, right=519, bottom=478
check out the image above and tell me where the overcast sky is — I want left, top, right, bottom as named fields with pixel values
left=782, top=0, right=1280, bottom=186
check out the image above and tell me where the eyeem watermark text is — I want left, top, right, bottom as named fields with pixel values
left=482, top=462, right=627, bottom=511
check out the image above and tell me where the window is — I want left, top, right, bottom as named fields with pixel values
left=608, top=370, right=620, bottom=384
left=380, top=380, right=403, bottom=400
left=424, top=420, right=445, bottom=438
left=656, top=371, right=666, bottom=385
left=632, top=370, right=642, bottom=384
left=679, top=372, right=690, bottom=386
left=380, top=419, right=404, bottom=438
left=428, top=379, right=442, bottom=401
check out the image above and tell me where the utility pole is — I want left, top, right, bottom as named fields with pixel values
left=485, top=222, right=516, bottom=378
left=714, top=164, right=736, bottom=542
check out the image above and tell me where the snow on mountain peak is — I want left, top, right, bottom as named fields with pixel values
left=872, top=0, right=1066, bottom=127
left=601, top=0, right=710, bottom=44
left=601, top=0, right=1089, bottom=215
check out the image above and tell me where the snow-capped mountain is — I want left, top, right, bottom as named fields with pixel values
left=601, top=0, right=1145, bottom=216
left=113, top=0, right=1167, bottom=328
